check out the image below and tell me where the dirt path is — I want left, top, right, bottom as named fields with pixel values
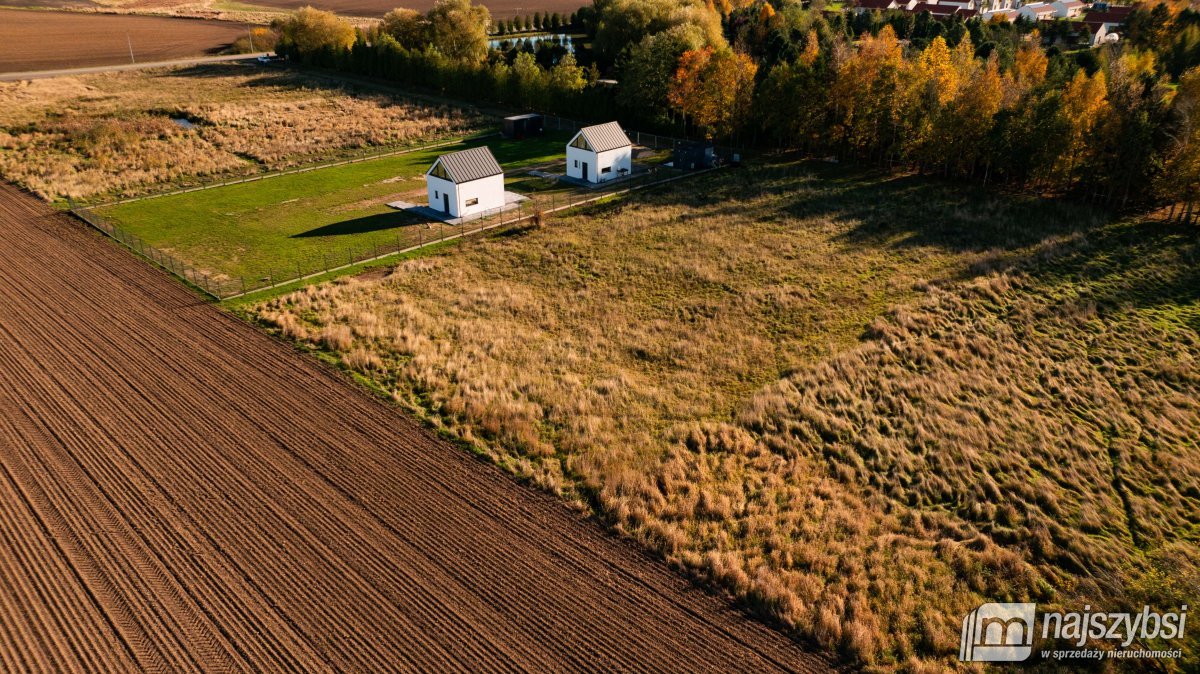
left=0, top=182, right=833, bottom=673
left=0, top=51, right=269, bottom=82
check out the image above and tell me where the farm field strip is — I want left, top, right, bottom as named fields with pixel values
left=0, top=183, right=831, bottom=673
left=0, top=9, right=253, bottom=73
left=204, top=0, right=587, bottom=18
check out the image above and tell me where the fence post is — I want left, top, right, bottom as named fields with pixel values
left=241, top=277, right=247, bottom=294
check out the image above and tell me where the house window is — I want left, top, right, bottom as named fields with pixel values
left=434, top=190, right=439, bottom=198
left=429, top=162, right=450, bottom=180
left=574, top=160, right=578, bottom=168
left=570, top=134, right=591, bottom=150
left=601, top=166, right=612, bottom=174
left=465, top=198, right=478, bottom=206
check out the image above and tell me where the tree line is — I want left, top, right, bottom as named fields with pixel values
left=273, top=0, right=1200, bottom=218
left=492, top=11, right=575, bottom=35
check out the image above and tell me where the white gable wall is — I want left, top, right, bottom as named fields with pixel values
left=1051, top=0, right=1083, bottom=17
left=566, top=145, right=633, bottom=184
left=426, top=173, right=505, bottom=218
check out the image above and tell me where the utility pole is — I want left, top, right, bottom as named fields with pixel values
left=127, top=33, right=135, bottom=64
left=248, top=26, right=255, bottom=53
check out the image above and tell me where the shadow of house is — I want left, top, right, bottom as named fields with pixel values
left=292, top=212, right=417, bottom=238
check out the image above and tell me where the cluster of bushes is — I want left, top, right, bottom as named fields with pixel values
left=274, top=0, right=1200, bottom=216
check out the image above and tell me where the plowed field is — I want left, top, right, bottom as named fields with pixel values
left=0, top=181, right=830, bottom=673
left=0, top=10, right=249, bottom=73
left=243, top=0, right=587, bottom=19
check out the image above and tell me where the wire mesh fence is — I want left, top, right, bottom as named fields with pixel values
left=71, top=161, right=722, bottom=302
left=71, top=202, right=226, bottom=299
left=90, top=133, right=495, bottom=209
left=69, top=111, right=733, bottom=301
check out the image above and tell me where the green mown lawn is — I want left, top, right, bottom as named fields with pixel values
left=97, top=131, right=571, bottom=288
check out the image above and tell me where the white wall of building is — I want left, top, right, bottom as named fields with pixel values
left=1017, top=3, right=1053, bottom=19
left=426, top=173, right=505, bottom=218
left=1051, top=0, right=1083, bottom=17
left=566, top=145, right=633, bottom=183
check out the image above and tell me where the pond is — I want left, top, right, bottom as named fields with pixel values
left=489, top=33, right=576, bottom=54
left=171, top=117, right=195, bottom=130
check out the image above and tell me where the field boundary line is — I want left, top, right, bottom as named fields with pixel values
left=0, top=51, right=271, bottom=82
left=219, top=165, right=725, bottom=301
left=91, top=132, right=499, bottom=208
left=68, top=204, right=223, bottom=301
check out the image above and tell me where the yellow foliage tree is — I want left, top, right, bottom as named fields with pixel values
left=830, top=25, right=907, bottom=156
left=799, top=29, right=820, bottom=67
left=1054, top=69, right=1111, bottom=186
left=281, top=6, right=356, bottom=55
left=427, top=0, right=491, bottom=63
left=1012, top=35, right=1048, bottom=91
left=668, top=47, right=758, bottom=139
left=918, top=36, right=959, bottom=107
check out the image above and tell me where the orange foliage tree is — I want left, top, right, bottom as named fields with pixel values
left=668, top=46, right=758, bottom=139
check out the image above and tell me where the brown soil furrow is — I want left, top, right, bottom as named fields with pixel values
left=0, top=314, right=334, bottom=672
left=0, top=367, right=214, bottom=674
left=0, top=311, right=336, bottom=671
left=0, top=181, right=835, bottom=673
left=0, top=454, right=139, bottom=674
left=1, top=205, right=698, bottom=671
left=0, top=476, right=78, bottom=672
left=0, top=254, right=499, bottom=672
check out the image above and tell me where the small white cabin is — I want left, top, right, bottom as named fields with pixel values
left=426, top=146, right=505, bottom=218
left=566, top=122, right=632, bottom=184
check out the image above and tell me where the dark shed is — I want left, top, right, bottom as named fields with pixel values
left=503, top=113, right=544, bottom=139
left=673, top=140, right=715, bottom=171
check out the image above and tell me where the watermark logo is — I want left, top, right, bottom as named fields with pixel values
left=959, top=602, right=1189, bottom=663
left=960, top=603, right=1037, bottom=662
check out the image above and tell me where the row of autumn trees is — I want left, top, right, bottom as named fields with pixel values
left=273, top=0, right=1200, bottom=215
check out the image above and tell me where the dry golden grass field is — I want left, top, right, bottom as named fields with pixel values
left=255, top=164, right=1200, bottom=671
left=0, top=63, right=478, bottom=200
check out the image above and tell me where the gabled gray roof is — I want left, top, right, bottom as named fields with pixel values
left=574, top=122, right=630, bottom=153
left=429, top=146, right=503, bottom=184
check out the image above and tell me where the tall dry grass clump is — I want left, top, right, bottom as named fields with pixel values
left=0, top=65, right=478, bottom=200
left=256, top=167, right=1200, bottom=671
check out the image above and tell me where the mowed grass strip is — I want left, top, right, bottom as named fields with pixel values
left=96, top=132, right=570, bottom=284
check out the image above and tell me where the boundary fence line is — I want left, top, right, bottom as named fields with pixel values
left=70, top=203, right=223, bottom=300
left=217, top=164, right=724, bottom=300
left=72, top=164, right=724, bottom=301
left=71, top=104, right=739, bottom=301
left=91, top=133, right=498, bottom=208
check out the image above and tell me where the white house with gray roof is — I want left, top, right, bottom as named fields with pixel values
left=566, top=122, right=632, bottom=184
left=426, top=146, right=505, bottom=218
